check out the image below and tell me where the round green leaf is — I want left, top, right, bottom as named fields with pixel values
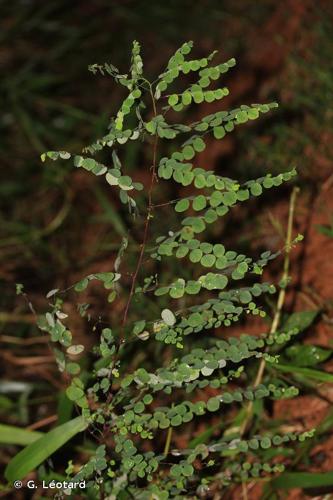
left=194, top=174, right=207, bottom=189
left=66, top=386, right=84, bottom=402
left=207, top=397, right=220, bottom=412
left=175, top=199, right=190, bottom=212
left=213, top=126, right=226, bottom=139
left=193, top=195, right=207, bottom=211
left=213, top=244, right=225, bottom=257
left=193, top=137, right=206, bottom=152
left=189, top=249, right=203, bottom=263
left=182, top=145, right=195, bottom=160
left=182, top=463, right=194, bottom=477
left=192, top=90, right=204, bottom=103
left=201, top=254, right=216, bottom=267
left=182, top=92, right=192, bottom=105
left=168, top=94, right=179, bottom=106
left=251, top=183, right=263, bottom=196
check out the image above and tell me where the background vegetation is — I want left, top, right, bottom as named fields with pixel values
left=1, top=1, right=333, bottom=498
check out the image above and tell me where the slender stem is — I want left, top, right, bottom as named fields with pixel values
left=242, top=481, right=248, bottom=500
left=121, top=83, right=158, bottom=331
left=163, top=425, right=173, bottom=456
left=104, top=83, right=158, bottom=411
left=0, top=312, right=36, bottom=324
left=240, top=186, right=299, bottom=435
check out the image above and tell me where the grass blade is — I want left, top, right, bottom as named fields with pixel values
left=5, top=416, right=87, bottom=482
left=0, top=424, right=42, bottom=445
left=271, top=363, right=333, bottom=382
left=272, top=471, right=333, bottom=489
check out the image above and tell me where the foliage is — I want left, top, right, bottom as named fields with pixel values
left=5, top=41, right=323, bottom=498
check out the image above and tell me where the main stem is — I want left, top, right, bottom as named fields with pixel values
left=104, top=83, right=158, bottom=411
left=240, top=186, right=299, bottom=436
left=121, top=83, right=158, bottom=330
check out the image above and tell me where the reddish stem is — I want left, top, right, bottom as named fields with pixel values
left=104, top=84, right=158, bottom=412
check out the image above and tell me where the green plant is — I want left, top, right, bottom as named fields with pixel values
left=6, top=41, right=324, bottom=498
left=317, top=217, right=333, bottom=238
